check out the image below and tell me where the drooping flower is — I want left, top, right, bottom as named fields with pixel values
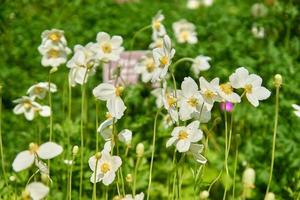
left=229, top=67, right=271, bottom=107
left=67, top=43, right=98, bottom=86
left=151, top=11, right=166, bottom=40
left=191, top=55, right=211, bottom=75
left=292, top=104, right=300, bottom=117
left=12, top=142, right=63, bottom=172
left=13, top=96, right=51, bottom=120
left=166, top=121, right=203, bottom=153
left=152, top=35, right=176, bottom=82
left=172, top=19, right=198, bottom=44
left=89, top=152, right=122, bottom=185
left=93, top=83, right=126, bottom=119
left=22, top=182, right=49, bottom=200
left=177, top=77, right=204, bottom=121
left=264, top=192, right=275, bottom=200
left=162, top=82, right=179, bottom=123
left=242, top=167, right=255, bottom=189
left=149, top=37, right=164, bottom=49
left=135, top=52, right=157, bottom=83
left=27, top=82, right=57, bottom=99
left=188, top=143, right=207, bottom=164
left=92, top=32, right=124, bottom=62
left=199, top=77, right=221, bottom=110
left=118, top=129, right=132, bottom=146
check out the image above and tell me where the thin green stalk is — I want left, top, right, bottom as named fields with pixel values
left=105, top=186, right=108, bottom=200
left=232, top=134, right=239, bottom=199
left=170, top=149, right=177, bottom=200
left=68, top=155, right=75, bottom=200
left=223, top=111, right=229, bottom=200
left=130, top=25, right=152, bottom=50
left=265, top=86, right=280, bottom=195
left=171, top=58, right=194, bottom=72
left=68, top=80, right=72, bottom=120
left=48, top=72, right=53, bottom=141
left=146, top=109, right=160, bottom=200
left=0, top=91, right=8, bottom=186
left=95, top=100, right=99, bottom=152
left=133, top=157, right=141, bottom=196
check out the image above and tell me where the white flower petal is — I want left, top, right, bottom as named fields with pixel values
left=12, top=150, right=35, bottom=172
left=37, top=142, right=63, bottom=159
left=93, top=83, right=116, bottom=101
left=26, top=182, right=49, bottom=200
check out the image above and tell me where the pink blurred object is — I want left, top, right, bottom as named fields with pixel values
left=103, top=51, right=146, bottom=85
left=220, top=101, right=234, bottom=112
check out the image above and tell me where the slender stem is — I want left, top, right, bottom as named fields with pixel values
left=223, top=111, right=229, bottom=200
left=133, top=157, right=141, bottom=196
left=130, top=25, right=152, bottom=50
left=171, top=149, right=177, bottom=200
left=232, top=134, right=239, bottom=199
left=170, top=57, right=195, bottom=73
left=93, top=158, right=99, bottom=200
left=26, top=169, right=40, bottom=186
left=265, top=86, right=280, bottom=195
left=48, top=72, right=53, bottom=141
left=79, top=72, right=88, bottom=200
left=0, top=92, right=8, bottom=186
left=208, top=170, right=223, bottom=192
left=146, top=109, right=160, bottom=200
left=68, top=155, right=75, bottom=200
left=68, top=78, right=72, bottom=120
left=105, top=186, right=108, bottom=200
left=95, top=100, right=99, bottom=152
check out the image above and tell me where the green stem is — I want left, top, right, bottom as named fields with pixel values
left=130, top=25, right=152, bottom=50
left=48, top=72, right=53, bottom=141
left=0, top=92, right=8, bottom=186
left=95, top=100, right=99, bottom=152
left=232, top=134, right=239, bottom=199
left=265, top=86, right=280, bottom=195
left=133, top=157, right=141, bottom=196
left=171, top=57, right=195, bottom=73
left=68, top=77, right=72, bottom=120
left=146, top=109, right=160, bottom=200
left=68, top=155, right=75, bottom=200
left=171, top=149, right=177, bottom=200
left=223, top=111, right=229, bottom=200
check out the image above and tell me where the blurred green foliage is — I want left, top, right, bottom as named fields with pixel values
left=0, top=0, right=300, bottom=199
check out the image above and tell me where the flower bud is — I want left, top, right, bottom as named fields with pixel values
left=126, top=174, right=133, bottom=183
left=274, top=74, right=282, bottom=88
left=199, top=190, right=209, bottom=199
left=136, top=143, right=144, bottom=158
left=95, top=152, right=102, bottom=160
left=9, top=175, right=16, bottom=182
left=113, top=196, right=122, bottom=200
left=22, top=190, right=30, bottom=199
left=41, top=173, right=49, bottom=183
left=264, top=192, right=275, bottom=200
left=72, top=145, right=79, bottom=156
left=242, top=167, right=255, bottom=189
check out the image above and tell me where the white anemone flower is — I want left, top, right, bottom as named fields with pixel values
left=172, top=19, right=198, bottom=44
left=292, top=104, right=300, bottom=117
left=229, top=67, right=271, bottom=107
left=38, top=44, right=71, bottom=68
left=178, top=77, right=204, bottom=121
left=152, top=35, right=176, bottom=82
left=166, top=121, right=203, bottom=153
left=27, top=82, right=57, bottom=99
left=187, top=0, right=200, bottom=9
left=92, top=32, right=124, bottom=62
left=12, top=142, right=63, bottom=172
left=188, top=143, right=207, bottom=164
left=199, top=77, right=221, bottom=110
left=67, top=43, right=98, bottom=86
left=118, top=129, right=132, bottom=146
left=151, top=11, right=166, bottom=40
left=93, top=83, right=126, bottom=119
left=252, top=25, right=265, bottom=39
left=89, top=152, right=122, bottom=185
left=40, top=29, right=68, bottom=46
left=149, top=37, right=164, bottom=49
left=162, top=82, right=179, bottom=123
left=135, top=52, right=157, bottom=83
left=191, top=55, right=211, bottom=75
left=216, top=82, right=241, bottom=103
left=22, top=182, right=49, bottom=200
left=13, top=96, right=51, bottom=120
left=122, top=192, right=145, bottom=200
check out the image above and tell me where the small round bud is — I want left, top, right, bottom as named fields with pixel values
left=95, top=152, right=102, bottom=160
left=274, top=74, right=282, bottom=88
left=126, top=174, right=133, bottom=183
left=242, top=167, right=255, bottom=189
left=113, top=195, right=122, bottom=200
left=199, top=190, right=209, bottom=199
left=72, top=145, right=79, bottom=156
left=264, top=192, right=275, bottom=200
left=22, top=190, right=30, bottom=198
left=41, top=173, right=49, bottom=183
left=136, top=143, right=144, bottom=157
left=9, top=175, right=16, bottom=182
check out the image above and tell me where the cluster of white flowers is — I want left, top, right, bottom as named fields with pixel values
left=38, top=29, right=71, bottom=68
left=13, top=82, right=56, bottom=120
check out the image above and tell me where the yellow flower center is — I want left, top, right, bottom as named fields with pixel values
left=146, top=60, right=155, bottom=72
left=29, top=143, right=39, bottom=154
left=21, top=190, right=30, bottom=200
left=244, top=84, right=253, bottom=94
left=159, top=56, right=168, bottom=67
left=220, top=83, right=233, bottom=95
left=106, top=112, right=112, bottom=119
left=153, top=21, right=161, bottom=30
left=204, top=90, right=216, bottom=99
left=101, top=43, right=112, bottom=53
left=115, top=86, right=124, bottom=97
left=178, top=130, right=188, bottom=140
left=47, top=49, right=60, bottom=58
left=100, top=163, right=110, bottom=173
left=180, top=31, right=190, bottom=41
left=34, top=86, right=44, bottom=94
left=187, top=97, right=198, bottom=107
left=23, top=101, right=32, bottom=110
left=48, top=32, right=61, bottom=42
left=166, top=94, right=177, bottom=107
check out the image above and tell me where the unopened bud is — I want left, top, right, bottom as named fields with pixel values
left=264, top=192, right=275, bottom=200
left=113, top=196, right=122, bottom=200
left=41, top=173, right=49, bottom=183
left=126, top=174, right=133, bottom=183
left=274, top=74, right=282, bottom=88
left=242, top=167, right=255, bottom=189
left=95, top=152, right=102, bottom=160
left=50, top=67, right=58, bottom=74
left=72, top=145, right=79, bottom=156
left=199, top=190, right=209, bottom=199
left=9, top=175, right=16, bottom=182
left=136, top=143, right=144, bottom=157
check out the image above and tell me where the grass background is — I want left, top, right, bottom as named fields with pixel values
left=0, top=0, right=300, bottom=199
